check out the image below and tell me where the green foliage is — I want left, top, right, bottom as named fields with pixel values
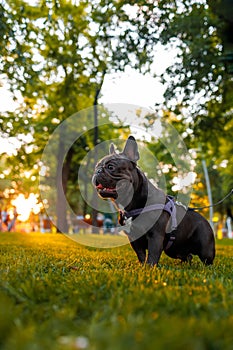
left=0, top=232, right=233, bottom=350
left=157, top=1, right=223, bottom=109
left=0, top=0, right=159, bottom=227
left=153, top=0, right=233, bottom=211
left=1, top=0, right=232, bottom=220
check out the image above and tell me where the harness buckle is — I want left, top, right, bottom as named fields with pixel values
left=119, top=210, right=127, bottom=226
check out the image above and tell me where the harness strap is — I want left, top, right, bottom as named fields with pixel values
left=123, top=196, right=177, bottom=231
left=124, top=204, right=167, bottom=218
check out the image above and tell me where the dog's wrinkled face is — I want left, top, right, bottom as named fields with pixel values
left=92, top=136, right=139, bottom=204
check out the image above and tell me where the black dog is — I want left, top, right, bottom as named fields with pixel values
left=92, top=136, right=215, bottom=266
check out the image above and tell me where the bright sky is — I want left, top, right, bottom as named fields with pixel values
left=0, top=69, right=164, bottom=113
left=0, top=69, right=165, bottom=112
left=0, top=44, right=176, bottom=156
left=100, top=68, right=165, bottom=108
left=0, top=87, right=18, bottom=113
left=0, top=44, right=175, bottom=111
left=100, top=44, right=176, bottom=108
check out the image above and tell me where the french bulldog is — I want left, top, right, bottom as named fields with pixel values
left=92, top=136, right=215, bottom=266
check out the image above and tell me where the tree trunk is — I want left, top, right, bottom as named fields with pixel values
left=91, top=100, right=100, bottom=233
left=92, top=72, right=106, bottom=233
left=56, top=124, right=69, bottom=233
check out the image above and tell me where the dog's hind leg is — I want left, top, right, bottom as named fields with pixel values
left=187, top=254, right=193, bottom=264
left=180, top=254, right=193, bottom=264
left=195, top=221, right=215, bottom=265
left=199, top=251, right=215, bottom=265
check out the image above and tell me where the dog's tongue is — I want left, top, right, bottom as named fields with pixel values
left=96, top=184, right=104, bottom=189
left=96, top=183, right=115, bottom=192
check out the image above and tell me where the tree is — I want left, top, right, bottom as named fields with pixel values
left=0, top=0, right=160, bottom=232
left=155, top=0, right=233, bottom=211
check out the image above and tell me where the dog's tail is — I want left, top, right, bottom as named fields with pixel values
left=190, top=189, right=233, bottom=211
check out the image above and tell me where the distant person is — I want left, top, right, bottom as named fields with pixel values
left=1, top=208, right=9, bottom=229
left=8, top=207, right=18, bottom=232
left=226, top=208, right=233, bottom=239
left=103, top=215, right=114, bottom=234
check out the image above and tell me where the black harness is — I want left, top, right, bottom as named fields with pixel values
left=119, top=196, right=178, bottom=251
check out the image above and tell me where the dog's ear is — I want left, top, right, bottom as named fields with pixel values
left=122, top=136, right=139, bottom=162
left=109, top=143, right=116, bottom=155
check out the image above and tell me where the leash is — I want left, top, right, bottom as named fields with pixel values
left=119, top=190, right=232, bottom=226
left=190, top=189, right=233, bottom=211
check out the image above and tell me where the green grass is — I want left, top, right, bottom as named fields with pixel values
left=0, top=232, right=233, bottom=350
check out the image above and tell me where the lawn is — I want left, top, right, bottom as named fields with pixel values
left=0, top=232, right=233, bottom=350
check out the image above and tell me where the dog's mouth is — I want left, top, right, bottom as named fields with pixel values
left=95, top=182, right=117, bottom=199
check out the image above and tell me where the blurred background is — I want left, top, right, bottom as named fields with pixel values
left=0, top=0, right=232, bottom=238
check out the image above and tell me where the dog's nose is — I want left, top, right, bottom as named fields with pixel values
left=96, top=166, right=103, bottom=174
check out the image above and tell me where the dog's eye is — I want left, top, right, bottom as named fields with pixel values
left=107, top=164, right=115, bottom=171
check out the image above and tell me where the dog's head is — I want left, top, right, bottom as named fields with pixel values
left=92, top=136, right=140, bottom=203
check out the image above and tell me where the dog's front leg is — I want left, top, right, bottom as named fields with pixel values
left=129, top=236, right=147, bottom=265
left=147, top=232, right=164, bottom=266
